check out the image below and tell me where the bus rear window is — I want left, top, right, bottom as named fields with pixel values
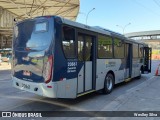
left=14, top=20, right=52, bottom=50
left=35, top=22, right=47, bottom=32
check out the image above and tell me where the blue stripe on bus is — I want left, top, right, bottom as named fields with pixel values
left=119, top=59, right=126, bottom=70
left=53, top=21, right=83, bottom=81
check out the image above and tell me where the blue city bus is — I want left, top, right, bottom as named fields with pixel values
left=12, top=16, right=151, bottom=98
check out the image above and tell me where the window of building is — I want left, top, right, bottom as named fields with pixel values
left=62, top=26, right=76, bottom=58
left=114, top=38, right=124, bottom=58
left=98, top=35, right=113, bottom=58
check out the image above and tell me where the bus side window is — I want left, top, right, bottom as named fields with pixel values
left=98, top=34, right=113, bottom=58
left=133, top=43, right=139, bottom=58
left=85, top=36, right=92, bottom=61
left=139, top=45, right=144, bottom=58
left=78, top=35, right=84, bottom=61
left=62, top=26, right=76, bottom=58
left=114, top=38, right=124, bottom=58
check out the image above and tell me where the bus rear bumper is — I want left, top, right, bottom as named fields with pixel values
left=12, top=77, right=57, bottom=98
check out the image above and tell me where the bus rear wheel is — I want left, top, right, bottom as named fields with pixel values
left=103, top=73, right=114, bottom=94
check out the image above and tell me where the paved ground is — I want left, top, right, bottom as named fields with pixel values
left=0, top=62, right=11, bottom=81
left=0, top=60, right=160, bottom=120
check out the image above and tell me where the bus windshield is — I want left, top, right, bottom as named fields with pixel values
left=14, top=20, right=51, bottom=51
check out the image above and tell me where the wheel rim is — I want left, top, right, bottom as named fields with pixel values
left=106, top=76, right=113, bottom=90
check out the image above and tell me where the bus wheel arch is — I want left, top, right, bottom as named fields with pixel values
left=103, top=71, right=115, bottom=94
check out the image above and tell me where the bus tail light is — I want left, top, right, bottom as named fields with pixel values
left=44, top=55, right=53, bottom=84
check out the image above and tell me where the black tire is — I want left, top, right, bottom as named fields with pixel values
left=103, top=73, right=114, bottom=94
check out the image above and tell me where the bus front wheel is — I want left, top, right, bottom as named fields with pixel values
left=103, top=73, right=114, bottom=94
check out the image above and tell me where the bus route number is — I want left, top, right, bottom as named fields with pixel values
left=67, top=62, right=77, bottom=73
left=68, top=62, right=77, bottom=67
left=22, top=83, right=30, bottom=89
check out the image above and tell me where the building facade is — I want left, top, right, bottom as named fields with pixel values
left=0, top=7, right=15, bottom=49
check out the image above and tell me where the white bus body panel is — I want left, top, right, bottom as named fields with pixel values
left=13, top=77, right=77, bottom=98
left=85, top=62, right=92, bottom=91
left=124, top=68, right=129, bottom=79
left=78, top=66, right=84, bottom=93
left=132, top=59, right=142, bottom=77
left=56, top=78, right=77, bottom=98
left=96, top=59, right=124, bottom=90
left=12, top=77, right=57, bottom=98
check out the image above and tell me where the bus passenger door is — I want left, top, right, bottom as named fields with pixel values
left=125, top=43, right=132, bottom=78
left=143, top=47, right=152, bottom=73
left=77, top=33, right=95, bottom=93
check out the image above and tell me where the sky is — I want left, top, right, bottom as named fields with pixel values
left=76, top=0, right=160, bottom=34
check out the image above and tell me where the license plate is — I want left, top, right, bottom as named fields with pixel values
left=23, top=70, right=31, bottom=76
left=22, top=83, right=30, bottom=89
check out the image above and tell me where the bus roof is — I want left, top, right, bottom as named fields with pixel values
left=61, top=17, right=111, bottom=36
left=21, top=15, right=148, bottom=47
left=60, top=16, right=148, bottom=46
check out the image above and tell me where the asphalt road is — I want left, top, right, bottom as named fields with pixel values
left=0, top=60, right=159, bottom=120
